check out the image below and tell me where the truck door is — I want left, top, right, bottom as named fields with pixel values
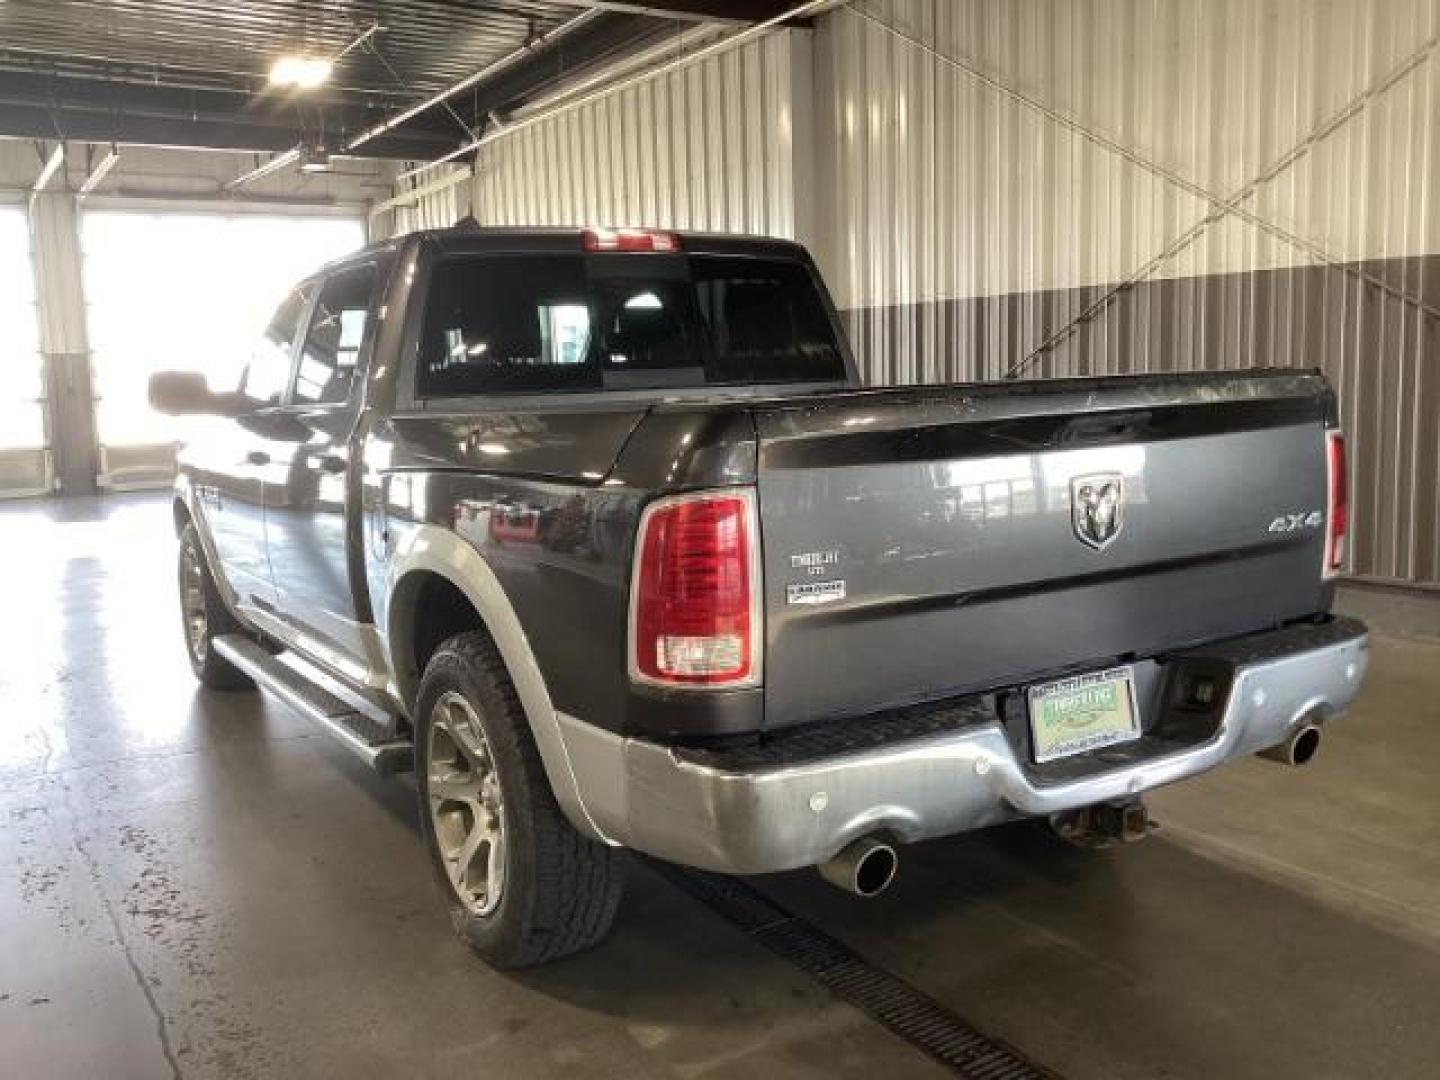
left=264, top=260, right=383, bottom=662
left=197, top=284, right=311, bottom=612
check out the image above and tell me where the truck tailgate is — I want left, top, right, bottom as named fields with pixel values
left=753, top=371, right=1334, bottom=729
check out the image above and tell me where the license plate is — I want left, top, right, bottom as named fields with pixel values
left=1027, top=666, right=1141, bottom=763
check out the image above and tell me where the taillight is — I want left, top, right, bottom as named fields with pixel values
left=1324, top=430, right=1348, bottom=579
left=581, top=227, right=681, bottom=253
left=629, top=490, right=760, bottom=688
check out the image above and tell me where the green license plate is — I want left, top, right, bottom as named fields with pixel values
left=1027, top=666, right=1141, bottom=763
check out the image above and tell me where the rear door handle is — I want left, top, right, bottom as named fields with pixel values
left=318, top=454, right=347, bottom=474
left=246, top=450, right=271, bottom=466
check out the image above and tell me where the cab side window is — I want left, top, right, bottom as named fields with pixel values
left=242, top=285, right=310, bottom=405
left=292, top=263, right=377, bottom=406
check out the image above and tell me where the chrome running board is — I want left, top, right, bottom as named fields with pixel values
left=213, top=634, right=413, bottom=776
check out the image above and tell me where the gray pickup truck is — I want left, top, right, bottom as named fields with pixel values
left=152, top=225, right=1369, bottom=968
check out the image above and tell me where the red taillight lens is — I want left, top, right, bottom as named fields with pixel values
left=581, top=227, right=681, bottom=253
left=1325, top=430, right=1348, bottom=578
left=630, top=491, right=758, bottom=687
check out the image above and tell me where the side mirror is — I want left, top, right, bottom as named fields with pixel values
left=149, top=371, right=218, bottom=415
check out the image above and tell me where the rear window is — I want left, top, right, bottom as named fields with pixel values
left=417, top=252, right=847, bottom=397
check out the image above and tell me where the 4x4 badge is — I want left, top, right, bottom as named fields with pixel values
left=1071, top=473, right=1124, bottom=550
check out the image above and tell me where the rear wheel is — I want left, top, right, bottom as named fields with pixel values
left=177, top=524, right=254, bottom=691
left=416, top=631, right=625, bottom=968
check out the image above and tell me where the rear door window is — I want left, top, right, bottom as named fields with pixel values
left=420, top=256, right=594, bottom=396
left=417, top=252, right=846, bottom=398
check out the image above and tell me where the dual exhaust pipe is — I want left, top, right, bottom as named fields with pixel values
left=818, top=836, right=899, bottom=897
left=816, top=720, right=1323, bottom=894
left=1259, top=722, right=1323, bottom=767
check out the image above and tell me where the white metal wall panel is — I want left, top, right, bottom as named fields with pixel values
left=404, top=2, right=1439, bottom=586
left=392, top=165, right=471, bottom=234
left=817, top=0, right=1439, bottom=342
left=473, top=31, right=805, bottom=240
left=817, top=0, right=1440, bottom=586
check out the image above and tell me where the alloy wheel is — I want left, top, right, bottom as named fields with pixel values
left=180, top=542, right=208, bottom=662
left=427, top=691, right=507, bottom=916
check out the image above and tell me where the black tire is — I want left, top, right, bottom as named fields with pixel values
left=415, top=631, right=625, bottom=968
left=177, top=523, right=255, bottom=691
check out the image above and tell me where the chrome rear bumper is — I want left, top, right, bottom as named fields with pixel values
left=558, top=619, right=1369, bottom=874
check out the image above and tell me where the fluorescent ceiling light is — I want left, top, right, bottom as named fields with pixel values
left=224, top=147, right=300, bottom=191
left=79, top=145, right=121, bottom=197
left=270, top=56, right=333, bottom=88
left=33, top=143, right=65, bottom=192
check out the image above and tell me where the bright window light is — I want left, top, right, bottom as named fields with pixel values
left=81, top=211, right=364, bottom=449
left=270, top=56, right=333, bottom=88
left=0, top=207, right=43, bottom=450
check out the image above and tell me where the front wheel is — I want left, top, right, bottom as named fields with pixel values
left=177, top=524, right=254, bottom=691
left=416, top=631, right=625, bottom=968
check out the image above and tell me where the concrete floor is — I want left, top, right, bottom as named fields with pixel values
left=2, top=494, right=1437, bottom=1080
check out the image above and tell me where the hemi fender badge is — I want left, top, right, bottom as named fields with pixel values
left=787, top=580, right=847, bottom=606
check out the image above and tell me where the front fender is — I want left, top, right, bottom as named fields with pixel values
left=171, top=473, right=240, bottom=612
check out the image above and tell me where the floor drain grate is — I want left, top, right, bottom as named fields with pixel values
left=657, top=864, right=1061, bottom=1080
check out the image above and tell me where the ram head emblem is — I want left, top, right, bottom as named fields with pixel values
left=1071, top=473, right=1125, bottom=551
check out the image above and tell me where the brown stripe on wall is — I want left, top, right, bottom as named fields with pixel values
left=840, top=254, right=1440, bottom=588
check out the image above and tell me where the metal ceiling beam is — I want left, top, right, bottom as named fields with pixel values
left=345, top=11, right=688, bottom=152
left=439, top=12, right=686, bottom=130
left=0, top=70, right=457, bottom=159
left=0, top=1, right=580, bottom=101
left=506, top=22, right=722, bottom=119
left=0, top=49, right=414, bottom=104
left=403, top=0, right=832, bottom=177
left=552, top=1, right=814, bottom=24
left=346, top=9, right=608, bottom=153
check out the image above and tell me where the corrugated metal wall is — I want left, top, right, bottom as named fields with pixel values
left=816, top=0, right=1440, bottom=587
left=473, top=30, right=810, bottom=240
left=391, top=165, right=472, bottom=234
left=435, top=0, right=1440, bottom=588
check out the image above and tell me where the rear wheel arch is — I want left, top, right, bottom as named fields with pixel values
left=384, top=535, right=609, bottom=845
left=389, top=570, right=489, bottom=712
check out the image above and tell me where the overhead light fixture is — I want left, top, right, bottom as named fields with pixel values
left=225, top=147, right=301, bottom=191
left=298, top=144, right=333, bottom=174
left=269, top=55, right=333, bottom=89
left=33, top=143, right=65, bottom=192
left=79, top=144, right=121, bottom=197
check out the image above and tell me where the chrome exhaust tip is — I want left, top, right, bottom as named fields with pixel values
left=818, top=837, right=898, bottom=897
left=1259, top=723, right=1322, bottom=766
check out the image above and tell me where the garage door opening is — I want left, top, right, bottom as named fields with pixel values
left=80, top=209, right=365, bottom=488
left=0, top=205, right=47, bottom=497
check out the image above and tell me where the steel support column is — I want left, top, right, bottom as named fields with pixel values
left=28, top=191, right=99, bottom=496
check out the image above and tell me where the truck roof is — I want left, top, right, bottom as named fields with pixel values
left=328, top=224, right=809, bottom=272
